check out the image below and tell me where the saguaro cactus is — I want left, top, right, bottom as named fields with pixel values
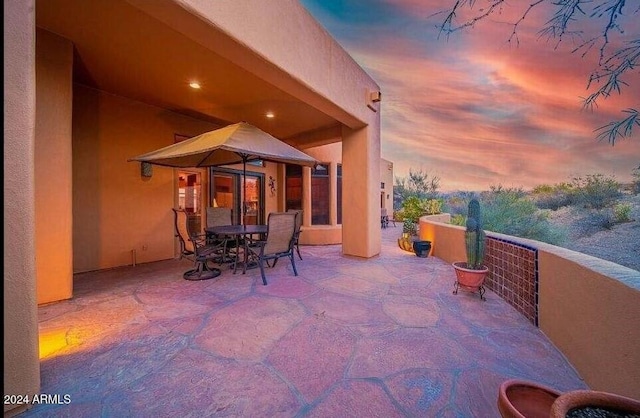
left=464, top=199, right=486, bottom=270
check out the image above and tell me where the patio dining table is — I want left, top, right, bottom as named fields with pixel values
left=205, top=224, right=267, bottom=274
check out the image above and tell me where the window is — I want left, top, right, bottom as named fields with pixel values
left=178, top=172, right=201, bottom=214
left=286, top=165, right=302, bottom=210
left=337, top=164, right=342, bottom=224
left=312, top=164, right=330, bottom=225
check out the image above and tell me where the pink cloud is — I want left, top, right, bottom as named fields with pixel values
left=322, top=3, right=640, bottom=190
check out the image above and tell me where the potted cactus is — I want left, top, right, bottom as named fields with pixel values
left=453, top=198, right=489, bottom=300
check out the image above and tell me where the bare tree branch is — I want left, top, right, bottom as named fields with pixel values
left=595, top=108, right=640, bottom=145
left=434, top=0, right=639, bottom=142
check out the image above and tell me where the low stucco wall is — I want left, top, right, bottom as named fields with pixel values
left=538, top=248, right=640, bottom=399
left=299, top=225, right=342, bottom=246
left=420, top=216, right=640, bottom=400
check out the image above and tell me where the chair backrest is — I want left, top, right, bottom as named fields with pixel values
left=206, top=207, right=232, bottom=228
left=264, top=212, right=297, bottom=255
left=381, top=208, right=388, bottom=218
left=173, top=208, right=194, bottom=254
left=287, top=209, right=303, bottom=233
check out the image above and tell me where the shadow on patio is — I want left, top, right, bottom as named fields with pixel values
left=25, top=227, right=587, bottom=417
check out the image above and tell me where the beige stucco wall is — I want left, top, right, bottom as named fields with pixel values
left=538, top=249, right=640, bottom=399
left=342, top=124, right=381, bottom=258
left=380, top=158, right=394, bottom=216
left=4, top=0, right=41, bottom=415
left=72, top=85, right=218, bottom=272
left=294, top=143, right=392, bottom=248
left=6, top=1, right=383, bottom=411
left=421, top=217, right=640, bottom=399
left=35, top=29, right=74, bottom=304
left=129, top=0, right=382, bottom=259
left=419, top=215, right=462, bottom=263
left=129, top=0, right=379, bottom=128
left=301, top=143, right=342, bottom=245
left=72, top=85, right=284, bottom=274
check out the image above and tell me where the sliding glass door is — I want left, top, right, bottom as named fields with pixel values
left=210, top=168, right=264, bottom=225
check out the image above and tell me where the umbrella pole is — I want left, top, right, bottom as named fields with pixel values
left=242, top=156, right=247, bottom=226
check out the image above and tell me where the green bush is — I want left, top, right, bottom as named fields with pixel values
left=481, top=187, right=565, bottom=245
left=402, top=218, right=417, bottom=235
left=613, top=203, right=632, bottom=223
left=400, top=196, right=443, bottom=223
left=401, top=196, right=424, bottom=223
left=632, top=166, right=640, bottom=194
left=570, top=174, right=621, bottom=209
left=442, top=192, right=476, bottom=217
left=580, top=210, right=614, bottom=232
left=532, top=182, right=574, bottom=210
left=450, top=214, right=466, bottom=226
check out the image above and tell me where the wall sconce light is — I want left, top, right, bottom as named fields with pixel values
left=366, top=90, right=382, bottom=112
left=369, top=90, right=382, bottom=103
left=141, top=162, right=153, bottom=178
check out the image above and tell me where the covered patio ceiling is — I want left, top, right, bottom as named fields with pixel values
left=35, top=0, right=341, bottom=141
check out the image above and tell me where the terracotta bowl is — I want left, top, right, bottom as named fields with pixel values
left=550, top=390, right=640, bottom=417
left=498, top=379, right=562, bottom=418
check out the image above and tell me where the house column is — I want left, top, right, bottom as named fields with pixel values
left=302, top=166, right=312, bottom=227
left=4, top=0, right=41, bottom=415
left=342, top=124, right=381, bottom=258
left=330, top=161, right=338, bottom=225
left=35, top=29, right=74, bottom=304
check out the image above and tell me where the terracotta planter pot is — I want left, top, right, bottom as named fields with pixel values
left=497, top=379, right=562, bottom=418
left=498, top=380, right=640, bottom=418
left=550, top=389, right=640, bottom=417
left=452, top=262, right=489, bottom=300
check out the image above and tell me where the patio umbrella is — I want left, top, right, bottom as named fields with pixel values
left=129, top=122, right=317, bottom=224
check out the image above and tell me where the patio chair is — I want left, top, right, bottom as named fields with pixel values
left=245, top=212, right=298, bottom=285
left=206, top=206, right=235, bottom=263
left=206, top=207, right=232, bottom=227
left=287, top=209, right=303, bottom=260
left=381, top=208, right=389, bottom=229
left=173, top=208, right=223, bottom=281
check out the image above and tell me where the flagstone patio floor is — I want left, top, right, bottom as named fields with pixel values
left=22, top=226, right=587, bottom=417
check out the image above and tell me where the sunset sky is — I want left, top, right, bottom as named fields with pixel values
left=300, top=0, right=640, bottom=191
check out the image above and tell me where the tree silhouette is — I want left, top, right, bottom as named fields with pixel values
left=435, top=0, right=639, bottom=144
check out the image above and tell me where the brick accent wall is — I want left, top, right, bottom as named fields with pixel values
left=484, top=237, right=539, bottom=325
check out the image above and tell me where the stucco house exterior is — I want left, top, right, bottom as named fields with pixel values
left=4, top=0, right=384, bottom=414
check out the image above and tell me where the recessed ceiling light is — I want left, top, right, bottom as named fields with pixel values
left=266, top=112, right=275, bottom=118
left=189, top=81, right=201, bottom=89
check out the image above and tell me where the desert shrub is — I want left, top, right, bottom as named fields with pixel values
left=632, top=166, right=640, bottom=194
left=532, top=182, right=574, bottom=210
left=402, top=218, right=417, bottom=235
left=450, top=214, right=465, bottom=226
left=613, top=203, right=632, bottom=223
left=442, top=192, right=477, bottom=216
left=570, top=174, right=621, bottom=209
left=578, top=211, right=615, bottom=234
left=481, top=188, right=565, bottom=245
left=394, top=168, right=440, bottom=210
left=400, top=196, right=443, bottom=223
left=482, top=184, right=527, bottom=200
left=423, top=198, right=444, bottom=215
left=401, top=196, right=425, bottom=223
